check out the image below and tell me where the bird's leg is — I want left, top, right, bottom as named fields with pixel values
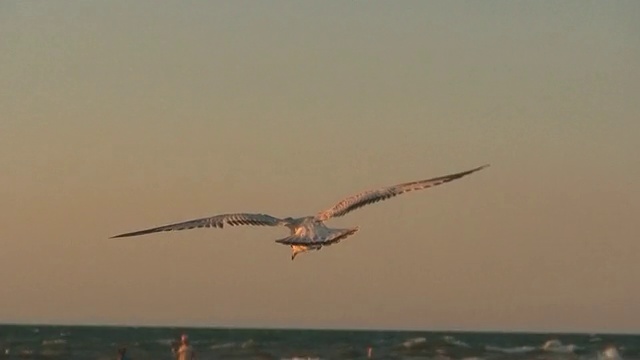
left=290, top=245, right=306, bottom=261
left=291, top=247, right=300, bottom=261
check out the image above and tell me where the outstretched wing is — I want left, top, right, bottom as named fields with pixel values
left=110, top=213, right=284, bottom=238
left=315, top=164, right=489, bottom=221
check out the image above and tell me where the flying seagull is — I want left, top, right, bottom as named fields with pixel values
left=111, top=164, right=489, bottom=260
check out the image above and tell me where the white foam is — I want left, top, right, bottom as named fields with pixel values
left=402, top=337, right=427, bottom=348
left=443, top=335, right=470, bottom=348
left=541, top=339, right=578, bottom=353
left=485, top=345, right=535, bottom=354
left=241, top=339, right=255, bottom=348
left=598, top=346, right=623, bottom=360
left=42, top=339, right=67, bottom=346
left=155, top=338, right=175, bottom=346
left=210, top=342, right=235, bottom=349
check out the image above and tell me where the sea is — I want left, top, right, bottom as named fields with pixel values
left=0, top=325, right=637, bottom=360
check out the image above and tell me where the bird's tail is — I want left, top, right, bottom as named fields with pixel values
left=275, top=227, right=359, bottom=246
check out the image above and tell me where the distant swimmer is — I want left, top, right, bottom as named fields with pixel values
left=172, top=334, right=196, bottom=360
left=116, top=347, right=129, bottom=360
left=111, top=164, right=489, bottom=260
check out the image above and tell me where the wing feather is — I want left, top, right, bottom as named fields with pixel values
left=315, top=164, right=489, bottom=221
left=110, top=213, right=283, bottom=238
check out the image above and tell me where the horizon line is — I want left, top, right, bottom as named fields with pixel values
left=0, top=321, right=637, bottom=336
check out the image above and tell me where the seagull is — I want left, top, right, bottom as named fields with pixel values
left=110, top=164, right=489, bottom=260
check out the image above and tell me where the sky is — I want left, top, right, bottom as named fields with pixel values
left=1, top=0, right=639, bottom=333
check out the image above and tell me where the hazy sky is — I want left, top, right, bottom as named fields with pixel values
left=1, top=0, right=639, bottom=333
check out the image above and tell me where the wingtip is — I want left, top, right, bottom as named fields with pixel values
left=109, top=233, right=133, bottom=239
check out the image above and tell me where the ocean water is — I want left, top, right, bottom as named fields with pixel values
left=0, top=325, right=637, bottom=360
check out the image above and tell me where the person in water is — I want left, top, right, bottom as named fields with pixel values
left=116, top=347, right=129, bottom=360
left=172, top=334, right=196, bottom=360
